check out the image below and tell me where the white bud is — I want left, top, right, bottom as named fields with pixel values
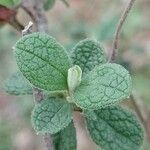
left=67, top=65, right=82, bottom=93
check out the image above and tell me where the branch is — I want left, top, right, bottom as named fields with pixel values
left=109, top=0, right=137, bottom=62
left=9, top=16, right=24, bottom=31
left=32, top=0, right=53, bottom=149
left=21, top=0, right=36, bottom=22
left=130, top=92, right=150, bottom=140
left=130, top=92, right=146, bottom=124
left=109, top=0, right=150, bottom=141
left=22, top=21, right=53, bottom=150
left=44, top=133, right=54, bottom=150
left=21, top=5, right=36, bottom=22
left=33, top=0, right=48, bottom=32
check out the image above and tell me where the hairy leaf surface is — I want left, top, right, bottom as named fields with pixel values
left=73, top=63, right=132, bottom=109
left=86, top=106, right=144, bottom=150
left=14, top=32, right=71, bottom=91
left=71, top=38, right=107, bottom=74
left=31, top=97, right=72, bottom=134
left=4, top=71, right=32, bottom=95
left=83, top=110, right=97, bottom=120
left=53, top=122, right=77, bottom=150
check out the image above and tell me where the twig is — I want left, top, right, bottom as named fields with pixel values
left=9, top=16, right=24, bottom=31
left=22, top=21, right=53, bottom=149
left=33, top=0, right=53, bottom=149
left=9, top=0, right=53, bottom=149
left=21, top=5, right=36, bottom=22
left=33, top=0, right=48, bottom=32
left=130, top=93, right=150, bottom=140
left=109, top=0, right=136, bottom=62
left=22, top=21, right=53, bottom=150
left=109, top=0, right=150, bottom=141
left=130, top=93, right=146, bottom=124
left=44, top=133, right=54, bottom=150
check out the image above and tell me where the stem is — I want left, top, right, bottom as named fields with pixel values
left=131, top=92, right=150, bottom=140
left=43, top=133, right=54, bottom=150
left=109, top=0, right=150, bottom=141
left=109, top=0, right=136, bottom=62
left=9, top=16, right=24, bottom=31
left=21, top=5, right=36, bottom=22
left=33, top=0, right=53, bottom=149
left=21, top=0, right=36, bottom=22
left=130, top=93, right=145, bottom=124
left=34, top=0, right=48, bottom=32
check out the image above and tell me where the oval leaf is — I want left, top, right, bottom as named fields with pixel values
left=14, top=32, right=71, bottom=91
left=71, top=38, right=107, bottom=74
left=3, top=71, right=32, bottom=95
left=53, top=122, right=77, bottom=150
left=86, top=106, right=144, bottom=150
left=31, top=97, right=72, bottom=134
left=73, top=63, right=132, bottom=109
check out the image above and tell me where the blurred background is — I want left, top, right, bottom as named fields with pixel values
left=0, top=0, right=150, bottom=149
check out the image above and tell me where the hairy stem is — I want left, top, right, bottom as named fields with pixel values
left=131, top=92, right=150, bottom=141
left=21, top=0, right=36, bottom=22
left=44, top=133, right=54, bottom=150
left=130, top=93, right=145, bottom=124
left=109, top=0, right=136, bottom=62
left=34, top=0, right=48, bottom=32
left=9, top=16, right=24, bottom=31
left=109, top=0, right=150, bottom=141
left=33, top=0, right=53, bottom=149
left=21, top=5, right=36, bottom=22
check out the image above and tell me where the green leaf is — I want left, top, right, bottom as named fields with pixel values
left=86, top=106, right=144, bottom=150
left=71, top=38, right=107, bottom=74
left=73, top=63, right=132, bottom=110
left=53, top=121, right=77, bottom=150
left=44, top=0, right=55, bottom=11
left=3, top=71, right=32, bottom=95
left=31, top=97, right=72, bottom=134
left=14, top=32, right=71, bottom=91
left=0, top=0, right=21, bottom=7
left=83, top=110, right=97, bottom=121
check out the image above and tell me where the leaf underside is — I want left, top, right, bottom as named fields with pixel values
left=31, top=97, right=72, bottom=134
left=14, top=32, right=71, bottom=91
left=73, top=63, right=132, bottom=110
left=53, top=121, right=77, bottom=150
left=3, top=71, right=32, bottom=95
left=71, top=38, right=107, bottom=74
left=86, top=106, right=144, bottom=150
